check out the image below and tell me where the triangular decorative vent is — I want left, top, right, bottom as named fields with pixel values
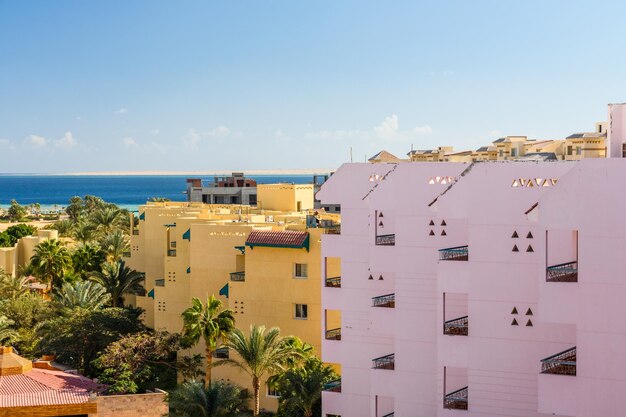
left=429, top=230, right=435, bottom=236
left=511, top=318, right=519, bottom=326
left=379, top=212, right=384, bottom=218
left=526, top=245, right=534, bottom=253
left=511, top=307, right=518, bottom=314
left=512, top=231, right=519, bottom=238
left=368, top=274, right=374, bottom=280
left=429, top=220, right=435, bottom=226
left=441, top=230, right=447, bottom=236
left=441, top=220, right=447, bottom=226
left=512, top=245, right=519, bottom=252
left=526, top=319, right=533, bottom=327
left=526, top=308, right=533, bottom=316
left=378, top=275, right=384, bottom=281
left=379, top=221, right=384, bottom=227
left=527, top=231, right=533, bottom=239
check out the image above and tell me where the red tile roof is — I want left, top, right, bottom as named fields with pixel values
left=245, top=230, right=309, bottom=249
left=0, top=368, right=105, bottom=408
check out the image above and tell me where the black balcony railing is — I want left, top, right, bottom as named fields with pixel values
left=213, top=347, right=229, bottom=359
left=439, top=246, right=469, bottom=261
left=372, top=353, right=395, bottom=370
left=167, top=249, right=177, bottom=257
left=444, top=386, right=468, bottom=410
left=325, top=328, right=341, bottom=340
left=444, top=316, right=468, bottom=336
left=155, top=279, right=165, bottom=287
left=230, top=271, right=245, bottom=282
left=546, top=261, right=578, bottom=282
left=541, top=346, right=576, bottom=376
left=375, top=234, right=396, bottom=246
left=372, top=293, right=395, bottom=308
left=325, top=276, right=341, bottom=288
left=323, top=379, right=341, bottom=392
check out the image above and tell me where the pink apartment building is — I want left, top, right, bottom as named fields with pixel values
left=317, top=104, right=626, bottom=417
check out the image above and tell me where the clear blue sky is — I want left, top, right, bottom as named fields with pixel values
left=1, top=1, right=626, bottom=173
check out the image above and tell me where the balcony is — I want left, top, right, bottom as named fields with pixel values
left=322, top=224, right=341, bottom=235
left=213, top=347, right=229, bottom=359
left=444, top=316, right=468, bottom=336
left=372, top=353, right=395, bottom=370
left=325, top=328, right=341, bottom=340
left=541, top=347, right=576, bottom=376
left=372, top=293, right=395, bottom=308
left=230, top=271, right=245, bottom=282
left=155, top=279, right=165, bottom=287
left=375, top=234, right=395, bottom=246
left=444, top=386, right=468, bottom=410
left=546, top=262, right=578, bottom=282
left=323, top=379, right=341, bottom=393
left=439, top=246, right=469, bottom=261
left=325, top=276, right=341, bottom=288
left=167, top=249, right=176, bottom=257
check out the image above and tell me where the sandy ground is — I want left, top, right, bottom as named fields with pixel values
left=0, top=220, right=56, bottom=232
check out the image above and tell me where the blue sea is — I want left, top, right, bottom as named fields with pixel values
left=0, top=174, right=321, bottom=212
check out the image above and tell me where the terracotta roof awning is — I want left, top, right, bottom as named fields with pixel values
left=245, top=230, right=310, bottom=251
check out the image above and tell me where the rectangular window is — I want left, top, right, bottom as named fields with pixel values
left=511, top=148, right=517, bottom=157
left=295, top=304, right=308, bottom=319
left=267, top=385, right=280, bottom=397
left=294, top=263, right=308, bottom=279
left=567, top=145, right=573, bottom=156
left=499, top=149, right=503, bottom=157
left=576, top=146, right=582, bottom=156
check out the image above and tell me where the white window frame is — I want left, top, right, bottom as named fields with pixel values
left=267, top=384, right=281, bottom=398
left=294, top=263, right=308, bottom=279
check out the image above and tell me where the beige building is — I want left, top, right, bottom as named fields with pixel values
left=125, top=183, right=339, bottom=412
left=370, top=121, right=609, bottom=164
left=0, top=229, right=57, bottom=277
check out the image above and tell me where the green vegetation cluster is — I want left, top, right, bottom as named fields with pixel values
left=0, top=195, right=337, bottom=417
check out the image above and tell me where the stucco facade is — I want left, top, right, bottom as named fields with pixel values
left=318, top=158, right=626, bottom=417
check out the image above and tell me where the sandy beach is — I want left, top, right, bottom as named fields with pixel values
left=0, top=220, right=56, bottom=232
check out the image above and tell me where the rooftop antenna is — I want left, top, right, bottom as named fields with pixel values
left=350, top=147, right=353, bottom=163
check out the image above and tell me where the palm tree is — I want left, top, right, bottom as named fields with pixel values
left=30, top=239, right=72, bottom=291
left=181, top=296, right=235, bottom=388
left=276, top=357, right=338, bottom=417
left=90, top=207, right=123, bottom=236
left=0, top=273, right=30, bottom=299
left=73, top=219, right=96, bottom=243
left=52, top=219, right=74, bottom=237
left=53, top=281, right=111, bottom=310
left=217, top=325, right=302, bottom=416
left=88, top=260, right=144, bottom=307
left=71, top=242, right=105, bottom=277
left=169, top=380, right=251, bottom=417
left=0, top=316, right=18, bottom=346
left=99, top=230, right=129, bottom=262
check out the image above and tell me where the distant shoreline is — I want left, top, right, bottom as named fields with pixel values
left=0, top=168, right=337, bottom=176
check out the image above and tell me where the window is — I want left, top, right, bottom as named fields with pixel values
left=294, top=263, right=308, bottom=279
left=499, top=149, right=503, bottom=157
left=267, top=384, right=280, bottom=397
left=295, top=304, right=308, bottom=319
left=567, top=145, right=573, bottom=156
left=511, top=148, right=517, bottom=157
left=576, top=147, right=582, bottom=156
